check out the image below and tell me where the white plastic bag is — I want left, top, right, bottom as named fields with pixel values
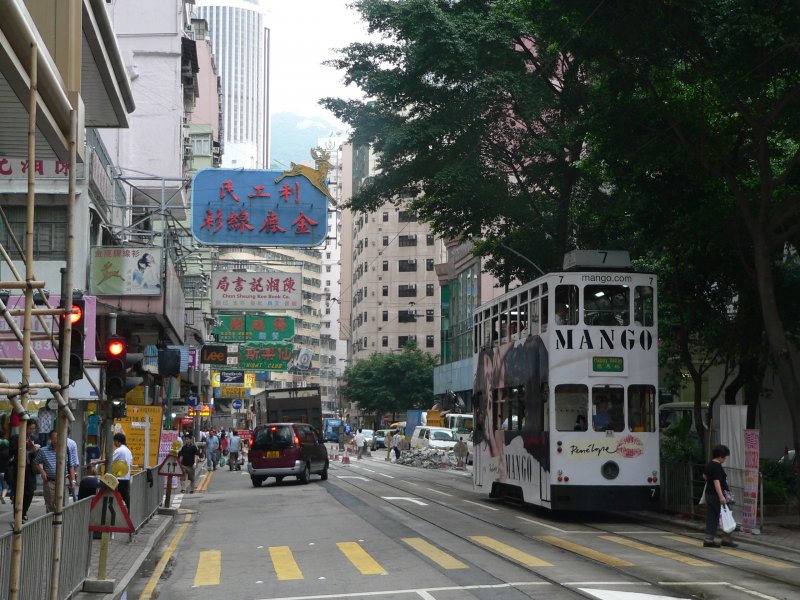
left=719, top=504, right=736, bottom=534
left=698, top=482, right=707, bottom=505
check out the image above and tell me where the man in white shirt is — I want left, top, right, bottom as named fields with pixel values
left=354, top=428, right=366, bottom=460
left=112, top=432, right=133, bottom=512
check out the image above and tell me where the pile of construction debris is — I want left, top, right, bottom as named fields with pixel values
left=396, top=448, right=458, bottom=469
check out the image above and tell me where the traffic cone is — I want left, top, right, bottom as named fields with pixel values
left=341, top=455, right=350, bottom=464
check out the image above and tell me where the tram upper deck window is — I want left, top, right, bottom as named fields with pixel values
left=628, top=384, right=656, bottom=432
left=592, top=386, right=624, bottom=432
left=634, top=286, right=654, bottom=327
left=584, top=285, right=630, bottom=326
left=554, top=285, right=579, bottom=325
left=555, top=384, right=588, bottom=432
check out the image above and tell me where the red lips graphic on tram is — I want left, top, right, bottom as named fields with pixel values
left=616, top=435, right=644, bottom=458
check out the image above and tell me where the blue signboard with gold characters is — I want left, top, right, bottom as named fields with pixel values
left=191, top=152, right=333, bottom=247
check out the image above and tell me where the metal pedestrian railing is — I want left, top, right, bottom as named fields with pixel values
left=128, top=469, right=162, bottom=531
left=0, top=498, right=91, bottom=600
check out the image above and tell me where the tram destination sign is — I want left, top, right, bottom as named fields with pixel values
left=592, top=356, right=624, bottom=372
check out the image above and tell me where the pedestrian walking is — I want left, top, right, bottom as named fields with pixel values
left=33, top=430, right=75, bottom=513
left=206, top=429, right=220, bottom=470
left=178, top=434, right=201, bottom=493
left=391, top=430, right=402, bottom=462
left=227, top=430, right=242, bottom=471
left=112, top=432, right=133, bottom=512
left=703, top=444, right=738, bottom=548
left=355, top=428, right=366, bottom=460
left=8, top=420, right=39, bottom=521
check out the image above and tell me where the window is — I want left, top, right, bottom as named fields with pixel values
left=0, top=206, right=67, bottom=260
left=584, top=285, right=630, bottom=326
left=398, top=259, right=417, bottom=272
left=634, top=286, right=654, bottom=326
left=426, top=335, right=434, bottom=348
left=398, top=210, right=417, bottom=222
left=398, top=335, right=416, bottom=348
left=426, top=234, right=434, bottom=246
left=426, top=283, right=434, bottom=296
left=382, top=235, right=389, bottom=246
left=382, top=285, right=388, bottom=297
left=382, top=336, right=388, bottom=347
left=382, top=310, right=388, bottom=322
left=191, top=136, right=211, bottom=155
left=325, top=265, right=331, bottom=272
left=325, top=307, right=331, bottom=315
left=325, top=280, right=331, bottom=286
left=398, top=310, right=416, bottom=323
left=382, top=260, right=388, bottom=272
left=555, top=384, right=587, bottom=432
left=426, top=309, right=434, bottom=322
left=398, top=284, right=417, bottom=297
left=426, top=259, right=434, bottom=271
left=382, top=212, right=389, bottom=222
left=398, top=235, right=417, bottom=247
left=628, top=385, right=656, bottom=432
left=592, top=385, right=624, bottom=432
left=554, top=284, right=579, bottom=326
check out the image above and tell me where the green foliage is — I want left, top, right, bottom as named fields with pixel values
left=760, top=460, right=797, bottom=505
left=660, top=421, right=704, bottom=464
left=340, top=345, right=435, bottom=417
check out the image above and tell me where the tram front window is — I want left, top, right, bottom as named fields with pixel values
left=592, top=386, right=624, bottom=432
left=584, top=285, right=630, bottom=326
left=555, top=384, right=588, bottom=432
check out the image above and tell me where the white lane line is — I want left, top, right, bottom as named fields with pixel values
left=516, top=516, right=568, bottom=532
left=336, top=476, right=369, bottom=481
left=382, top=496, right=428, bottom=506
left=426, top=488, right=453, bottom=497
left=377, top=472, right=394, bottom=479
left=463, top=500, right=499, bottom=511
left=665, top=582, right=780, bottom=600
left=362, top=468, right=376, bottom=473
left=257, top=581, right=550, bottom=600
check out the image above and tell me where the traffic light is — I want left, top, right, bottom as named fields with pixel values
left=105, top=336, right=127, bottom=398
left=58, top=295, right=85, bottom=384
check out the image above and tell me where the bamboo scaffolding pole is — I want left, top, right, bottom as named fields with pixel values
left=9, top=41, right=38, bottom=600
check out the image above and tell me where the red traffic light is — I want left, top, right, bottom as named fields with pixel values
left=107, top=339, right=125, bottom=357
left=69, top=304, right=83, bottom=325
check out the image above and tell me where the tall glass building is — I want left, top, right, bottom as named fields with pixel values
left=195, top=0, right=269, bottom=169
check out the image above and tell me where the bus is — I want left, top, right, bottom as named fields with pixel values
left=472, top=250, right=659, bottom=511
left=444, top=413, right=474, bottom=442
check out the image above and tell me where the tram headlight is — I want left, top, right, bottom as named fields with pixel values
left=600, top=461, right=620, bottom=480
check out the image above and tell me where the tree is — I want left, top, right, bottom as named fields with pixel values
left=341, top=345, right=435, bottom=422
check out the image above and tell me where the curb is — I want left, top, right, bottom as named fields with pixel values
left=102, top=513, right=176, bottom=600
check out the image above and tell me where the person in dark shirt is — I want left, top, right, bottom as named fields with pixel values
left=7, top=420, right=40, bottom=522
left=78, top=464, right=102, bottom=500
left=703, top=444, right=737, bottom=548
left=178, top=435, right=201, bottom=493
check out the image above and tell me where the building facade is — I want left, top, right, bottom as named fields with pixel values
left=195, top=0, right=269, bottom=169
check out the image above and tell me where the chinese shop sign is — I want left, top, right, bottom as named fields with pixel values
left=191, top=167, right=329, bottom=247
left=212, top=314, right=295, bottom=342
left=211, top=271, right=301, bottom=310
left=89, top=247, right=163, bottom=296
left=220, top=342, right=294, bottom=371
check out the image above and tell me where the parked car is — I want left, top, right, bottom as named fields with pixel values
left=247, top=423, right=329, bottom=487
left=409, top=426, right=458, bottom=452
left=778, top=449, right=796, bottom=466
left=371, top=429, right=393, bottom=450
left=362, top=429, right=374, bottom=448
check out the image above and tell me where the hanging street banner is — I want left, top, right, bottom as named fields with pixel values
left=212, top=313, right=295, bottom=342
left=89, top=246, right=163, bottom=296
left=220, top=342, right=294, bottom=371
left=211, top=270, right=302, bottom=310
left=191, top=160, right=332, bottom=247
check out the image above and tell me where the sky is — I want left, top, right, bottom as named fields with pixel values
left=267, top=0, right=371, bottom=129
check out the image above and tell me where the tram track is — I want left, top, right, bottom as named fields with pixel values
left=329, top=459, right=800, bottom=599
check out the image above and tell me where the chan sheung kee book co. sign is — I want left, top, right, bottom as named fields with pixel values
left=191, top=155, right=333, bottom=247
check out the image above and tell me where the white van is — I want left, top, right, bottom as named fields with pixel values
left=410, top=426, right=458, bottom=451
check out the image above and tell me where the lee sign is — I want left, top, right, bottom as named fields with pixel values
left=191, top=167, right=330, bottom=247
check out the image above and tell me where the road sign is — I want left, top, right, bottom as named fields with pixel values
left=89, top=488, right=134, bottom=533
left=187, top=392, right=199, bottom=407
left=158, top=453, right=185, bottom=478
left=232, top=399, right=243, bottom=410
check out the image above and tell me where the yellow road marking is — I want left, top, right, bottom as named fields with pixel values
left=270, top=546, right=304, bottom=580
left=537, top=535, right=635, bottom=567
left=402, top=537, right=469, bottom=569
left=337, top=541, right=387, bottom=575
left=667, top=536, right=798, bottom=569
left=139, top=513, right=193, bottom=600
left=194, top=550, right=222, bottom=586
left=470, top=536, right=552, bottom=567
left=600, top=535, right=711, bottom=567
left=196, top=469, right=214, bottom=493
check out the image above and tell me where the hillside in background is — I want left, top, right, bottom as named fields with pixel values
left=270, top=112, right=346, bottom=170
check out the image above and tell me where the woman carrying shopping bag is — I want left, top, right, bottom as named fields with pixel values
left=703, top=444, right=738, bottom=548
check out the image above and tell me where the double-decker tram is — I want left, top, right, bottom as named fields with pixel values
left=472, top=250, right=659, bottom=511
